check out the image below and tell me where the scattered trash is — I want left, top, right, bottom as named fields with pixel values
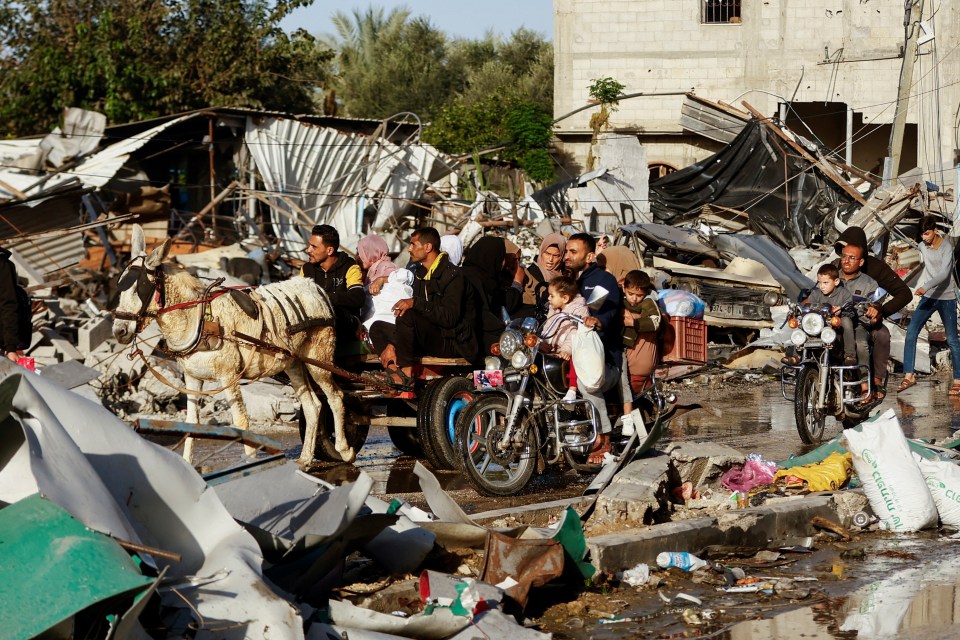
left=620, top=563, right=651, bottom=587
left=657, top=551, right=709, bottom=571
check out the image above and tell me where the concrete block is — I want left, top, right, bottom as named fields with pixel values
left=238, top=380, right=299, bottom=425
left=664, top=441, right=745, bottom=489
left=78, top=315, right=114, bottom=354
left=40, top=327, right=83, bottom=361
left=588, top=517, right=724, bottom=572
left=587, top=494, right=844, bottom=573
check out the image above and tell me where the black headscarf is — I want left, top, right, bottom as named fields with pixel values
left=461, top=236, right=506, bottom=305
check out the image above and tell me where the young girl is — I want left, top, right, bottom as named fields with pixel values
left=621, top=270, right=662, bottom=434
left=542, top=275, right=589, bottom=402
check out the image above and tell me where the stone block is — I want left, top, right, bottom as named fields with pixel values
left=664, top=441, right=745, bottom=489
left=78, top=315, right=114, bottom=354
left=238, top=380, right=300, bottom=425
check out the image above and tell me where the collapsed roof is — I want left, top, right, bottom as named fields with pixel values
left=650, top=117, right=866, bottom=248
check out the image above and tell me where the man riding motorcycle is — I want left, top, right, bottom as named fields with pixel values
left=832, top=226, right=912, bottom=402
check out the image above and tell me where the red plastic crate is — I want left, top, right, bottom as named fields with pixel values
left=661, top=316, right=708, bottom=365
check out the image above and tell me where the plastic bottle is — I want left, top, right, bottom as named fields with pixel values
left=656, top=551, right=709, bottom=571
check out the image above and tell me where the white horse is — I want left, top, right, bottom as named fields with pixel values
left=111, top=225, right=354, bottom=464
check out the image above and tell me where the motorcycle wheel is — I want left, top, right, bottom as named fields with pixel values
left=454, top=395, right=537, bottom=496
left=795, top=366, right=827, bottom=444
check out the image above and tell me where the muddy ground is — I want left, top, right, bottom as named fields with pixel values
left=179, top=369, right=960, bottom=638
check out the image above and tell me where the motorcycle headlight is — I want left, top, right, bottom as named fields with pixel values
left=801, top=313, right=824, bottom=336
left=499, top=329, right=523, bottom=358
left=821, top=327, right=837, bottom=344
left=484, top=356, right=501, bottom=371
left=510, top=349, right=530, bottom=369
left=791, top=329, right=808, bottom=347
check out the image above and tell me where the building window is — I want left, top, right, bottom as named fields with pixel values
left=703, top=0, right=741, bottom=24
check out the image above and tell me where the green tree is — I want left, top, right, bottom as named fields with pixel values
left=323, top=7, right=454, bottom=120
left=0, top=0, right=332, bottom=136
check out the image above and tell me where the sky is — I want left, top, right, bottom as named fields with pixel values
left=280, top=0, right=554, bottom=42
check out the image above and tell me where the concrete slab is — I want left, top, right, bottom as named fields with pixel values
left=664, top=441, right=745, bottom=489
left=471, top=497, right=588, bottom=526
left=593, top=454, right=671, bottom=524
left=587, top=494, right=841, bottom=573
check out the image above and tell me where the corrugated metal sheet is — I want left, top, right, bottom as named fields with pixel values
left=0, top=189, right=86, bottom=276
left=246, top=117, right=448, bottom=254
left=0, top=114, right=196, bottom=198
left=680, top=94, right=750, bottom=144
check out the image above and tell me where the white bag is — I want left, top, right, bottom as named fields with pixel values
left=914, top=453, right=960, bottom=528
left=572, top=323, right=605, bottom=393
left=841, top=409, right=938, bottom=532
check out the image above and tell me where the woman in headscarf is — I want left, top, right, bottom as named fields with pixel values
left=461, top=236, right=524, bottom=356
left=357, top=234, right=397, bottom=290
left=522, top=232, right=567, bottom=316
left=597, top=245, right=641, bottom=284
left=440, top=235, right=463, bottom=266
left=356, top=235, right=398, bottom=334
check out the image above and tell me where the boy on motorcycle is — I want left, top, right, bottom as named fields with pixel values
left=783, top=264, right=859, bottom=366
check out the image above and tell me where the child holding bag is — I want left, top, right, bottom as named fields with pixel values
left=541, top=275, right=589, bottom=402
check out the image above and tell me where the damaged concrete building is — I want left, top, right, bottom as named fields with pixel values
left=553, top=0, right=959, bottom=201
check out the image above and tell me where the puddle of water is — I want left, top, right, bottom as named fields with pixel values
left=723, top=535, right=960, bottom=640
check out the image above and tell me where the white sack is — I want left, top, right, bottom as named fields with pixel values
left=841, top=409, right=937, bottom=532
left=571, top=323, right=604, bottom=393
left=914, top=452, right=960, bottom=528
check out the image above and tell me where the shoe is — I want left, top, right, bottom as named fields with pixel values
left=621, top=413, right=635, bottom=437
left=842, top=354, right=858, bottom=366
left=562, top=388, right=578, bottom=403
left=897, top=377, right=917, bottom=393
left=781, top=355, right=801, bottom=366
left=367, top=367, right=415, bottom=392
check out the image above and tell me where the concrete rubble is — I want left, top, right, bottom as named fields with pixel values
left=1, top=100, right=959, bottom=638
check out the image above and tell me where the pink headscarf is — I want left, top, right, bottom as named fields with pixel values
left=357, top=235, right=397, bottom=285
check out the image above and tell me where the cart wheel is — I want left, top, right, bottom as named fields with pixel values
left=424, top=375, right=476, bottom=470
left=416, top=378, right=445, bottom=468
left=298, top=400, right=369, bottom=463
left=388, top=426, right=423, bottom=457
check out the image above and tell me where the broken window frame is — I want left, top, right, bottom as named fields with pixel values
left=702, top=0, right=742, bottom=24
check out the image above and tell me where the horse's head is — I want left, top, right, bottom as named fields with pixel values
left=111, top=225, right=172, bottom=344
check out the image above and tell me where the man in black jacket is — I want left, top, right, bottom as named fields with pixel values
left=369, top=227, right=477, bottom=388
left=301, top=224, right=365, bottom=341
left=0, top=248, right=29, bottom=362
left=834, top=226, right=912, bottom=398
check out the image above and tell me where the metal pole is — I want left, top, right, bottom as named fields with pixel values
left=887, top=0, right=924, bottom=180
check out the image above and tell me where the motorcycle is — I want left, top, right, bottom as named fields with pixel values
left=779, top=298, right=885, bottom=443
left=453, top=312, right=677, bottom=496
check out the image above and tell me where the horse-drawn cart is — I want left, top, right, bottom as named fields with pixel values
left=301, top=352, right=479, bottom=470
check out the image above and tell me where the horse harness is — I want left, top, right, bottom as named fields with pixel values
left=114, top=257, right=336, bottom=360
left=113, top=257, right=257, bottom=357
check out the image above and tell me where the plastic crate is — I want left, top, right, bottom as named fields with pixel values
left=661, top=316, right=708, bottom=365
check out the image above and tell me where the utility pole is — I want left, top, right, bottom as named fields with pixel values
left=886, top=0, right=924, bottom=183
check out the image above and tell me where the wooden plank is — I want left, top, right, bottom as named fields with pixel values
left=741, top=101, right=866, bottom=205
left=135, top=418, right=284, bottom=454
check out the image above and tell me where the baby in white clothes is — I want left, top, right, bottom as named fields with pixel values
left=363, top=268, right=415, bottom=330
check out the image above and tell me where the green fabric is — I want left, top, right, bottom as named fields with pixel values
left=552, top=507, right=595, bottom=579
left=0, top=494, right=153, bottom=639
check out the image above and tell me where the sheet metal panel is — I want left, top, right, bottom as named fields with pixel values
left=246, top=117, right=446, bottom=254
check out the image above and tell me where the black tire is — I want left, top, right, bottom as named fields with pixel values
left=388, top=426, right=423, bottom=457
left=795, top=366, right=827, bottom=444
left=424, top=376, right=477, bottom=470
left=454, top=394, right=537, bottom=496
left=416, top=378, right=445, bottom=467
left=298, top=399, right=369, bottom=463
